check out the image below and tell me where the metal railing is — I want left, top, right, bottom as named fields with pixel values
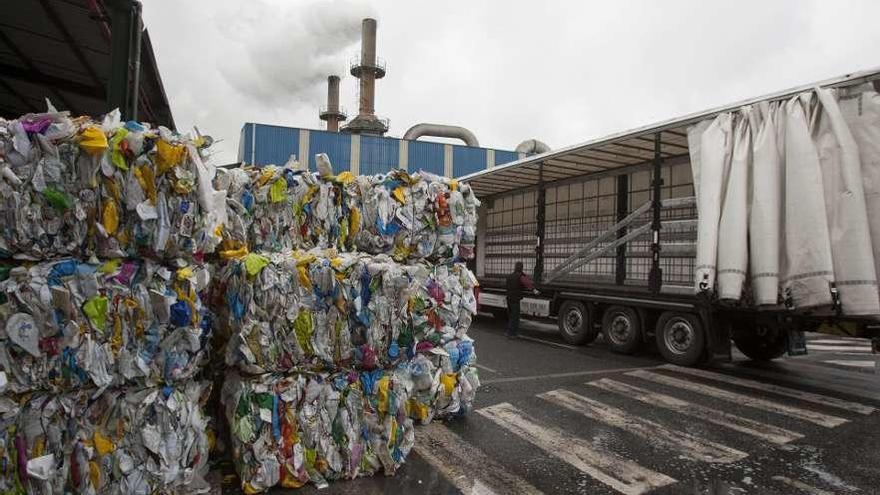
left=545, top=196, right=697, bottom=284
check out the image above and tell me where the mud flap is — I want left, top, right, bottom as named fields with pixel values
left=786, top=329, right=808, bottom=356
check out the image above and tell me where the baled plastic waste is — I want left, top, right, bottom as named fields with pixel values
left=404, top=337, right=479, bottom=424
left=222, top=370, right=415, bottom=492
left=0, top=110, right=227, bottom=261
left=216, top=160, right=480, bottom=262
left=0, top=381, right=212, bottom=494
left=0, top=258, right=213, bottom=393
left=217, top=249, right=478, bottom=374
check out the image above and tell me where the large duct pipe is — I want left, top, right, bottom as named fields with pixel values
left=319, top=75, right=346, bottom=132
left=515, top=139, right=551, bottom=155
left=358, top=18, right=377, bottom=117
left=403, top=123, right=480, bottom=147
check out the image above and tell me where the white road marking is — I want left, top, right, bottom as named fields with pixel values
left=474, top=363, right=499, bottom=374
left=771, top=475, right=835, bottom=495
left=481, top=366, right=661, bottom=385
left=516, top=335, right=577, bottom=350
left=415, top=423, right=544, bottom=495
left=822, top=360, right=877, bottom=369
left=807, top=344, right=872, bottom=352
left=587, top=378, right=803, bottom=444
left=478, top=402, right=676, bottom=495
left=808, top=339, right=871, bottom=345
left=661, top=365, right=875, bottom=415
left=539, top=389, right=747, bottom=463
left=628, top=370, right=848, bottom=428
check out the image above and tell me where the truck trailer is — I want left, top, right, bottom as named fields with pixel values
left=462, top=68, right=880, bottom=366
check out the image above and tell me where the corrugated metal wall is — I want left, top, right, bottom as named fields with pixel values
left=453, top=145, right=486, bottom=177
left=238, top=123, right=522, bottom=176
left=250, top=124, right=300, bottom=166
left=360, top=135, right=399, bottom=175
left=309, top=130, right=351, bottom=172
left=494, top=150, right=520, bottom=167
left=408, top=140, right=445, bottom=176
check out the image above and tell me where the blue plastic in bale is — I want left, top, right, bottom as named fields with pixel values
left=170, top=300, right=192, bottom=327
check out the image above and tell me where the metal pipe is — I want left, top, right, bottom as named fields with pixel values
left=403, top=123, right=479, bottom=147
left=515, top=139, right=551, bottom=155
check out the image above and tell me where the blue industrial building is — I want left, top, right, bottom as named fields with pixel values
left=238, top=123, right=524, bottom=177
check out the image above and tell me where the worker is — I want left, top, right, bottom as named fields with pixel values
left=505, top=261, right=535, bottom=339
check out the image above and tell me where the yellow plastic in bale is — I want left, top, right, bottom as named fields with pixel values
left=79, top=126, right=108, bottom=155
left=102, top=201, right=119, bottom=235
left=134, top=163, right=158, bottom=203
left=155, top=140, right=186, bottom=175
left=89, top=461, right=101, bottom=488
left=440, top=373, right=457, bottom=396
left=270, top=178, right=288, bottom=203
left=392, top=186, right=406, bottom=204
left=377, top=375, right=391, bottom=413
left=109, top=128, right=130, bottom=171
left=94, top=430, right=115, bottom=456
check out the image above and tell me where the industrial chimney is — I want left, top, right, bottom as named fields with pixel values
left=319, top=75, right=346, bottom=132
left=342, top=18, right=388, bottom=135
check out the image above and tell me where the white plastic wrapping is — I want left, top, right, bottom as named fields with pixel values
left=839, top=87, right=880, bottom=311
left=716, top=110, right=751, bottom=300
left=781, top=94, right=835, bottom=309
left=690, top=113, right=733, bottom=291
left=749, top=102, right=783, bottom=305
left=815, top=88, right=880, bottom=315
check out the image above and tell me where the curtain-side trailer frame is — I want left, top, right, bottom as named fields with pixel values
left=461, top=68, right=880, bottom=366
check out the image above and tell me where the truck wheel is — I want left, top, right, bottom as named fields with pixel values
left=733, top=323, right=786, bottom=361
left=656, top=312, right=705, bottom=366
left=557, top=300, right=597, bottom=345
left=602, top=306, right=642, bottom=354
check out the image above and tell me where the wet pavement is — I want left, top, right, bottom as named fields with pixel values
left=224, top=316, right=880, bottom=494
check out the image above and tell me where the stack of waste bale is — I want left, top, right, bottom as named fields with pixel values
left=214, top=159, right=481, bottom=492
left=0, top=109, right=221, bottom=493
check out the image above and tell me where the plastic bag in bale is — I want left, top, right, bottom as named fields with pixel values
left=0, top=258, right=213, bottom=393
left=405, top=337, right=479, bottom=424
left=222, top=369, right=415, bottom=492
left=0, top=381, right=212, bottom=494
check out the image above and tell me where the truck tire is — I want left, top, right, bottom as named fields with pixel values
left=557, top=300, right=597, bottom=345
left=732, top=323, right=786, bottom=361
left=656, top=312, right=705, bottom=366
left=602, top=306, right=642, bottom=354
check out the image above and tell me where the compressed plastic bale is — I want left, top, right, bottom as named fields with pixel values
left=221, top=370, right=415, bottom=492
left=0, top=381, right=212, bottom=495
left=218, top=250, right=478, bottom=374
left=405, top=337, right=479, bottom=424
left=814, top=88, right=879, bottom=315
left=839, top=86, right=880, bottom=311
left=689, top=113, right=733, bottom=292
left=749, top=101, right=783, bottom=306
left=0, top=258, right=213, bottom=393
left=216, top=163, right=481, bottom=263
left=782, top=94, right=835, bottom=310
left=716, top=110, right=751, bottom=301
left=0, top=110, right=227, bottom=261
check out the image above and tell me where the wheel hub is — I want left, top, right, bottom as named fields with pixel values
left=665, top=319, right=694, bottom=355
left=608, top=314, right=631, bottom=344
left=564, top=309, right=583, bottom=334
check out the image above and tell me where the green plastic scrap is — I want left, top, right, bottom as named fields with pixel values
left=42, top=187, right=73, bottom=211
left=82, top=294, right=109, bottom=330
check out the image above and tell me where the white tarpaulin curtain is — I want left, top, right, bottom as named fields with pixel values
left=688, top=87, right=880, bottom=316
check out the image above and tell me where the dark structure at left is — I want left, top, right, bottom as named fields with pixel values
left=0, top=0, right=174, bottom=128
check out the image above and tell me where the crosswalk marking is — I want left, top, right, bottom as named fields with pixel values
left=822, top=359, right=877, bottom=369
left=539, top=389, right=747, bottom=463
left=808, top=339, right=872, bottom=345
left=587, top=378, right=803, bottom=444
left=477, top=402, right=676, bottom=495
left=414, top=423, right=544, bottom=495
left=660, top=365, right=875, bottom=415
left=771, top=475, right=835, bottom=495
left=627, top=370, right=848, bottom=427
left=807, top=344, right=872, bottom=352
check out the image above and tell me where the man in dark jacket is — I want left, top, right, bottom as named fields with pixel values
left=506, top=261, right=534, bottom=338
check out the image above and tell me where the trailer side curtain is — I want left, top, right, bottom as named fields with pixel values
left=688, top=87, right=880, bottom=316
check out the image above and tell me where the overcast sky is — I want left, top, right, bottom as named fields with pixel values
left=143, top=0, right=880, bottom=165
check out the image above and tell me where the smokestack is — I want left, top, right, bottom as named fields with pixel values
left=358, top=18, right=377, bottom=117
left=319, top=75, right=346, bottom=132
left=342, top=18, right=388, bottom=135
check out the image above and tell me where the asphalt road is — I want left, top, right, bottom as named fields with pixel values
left=246, top=316, right=880, bottom=495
